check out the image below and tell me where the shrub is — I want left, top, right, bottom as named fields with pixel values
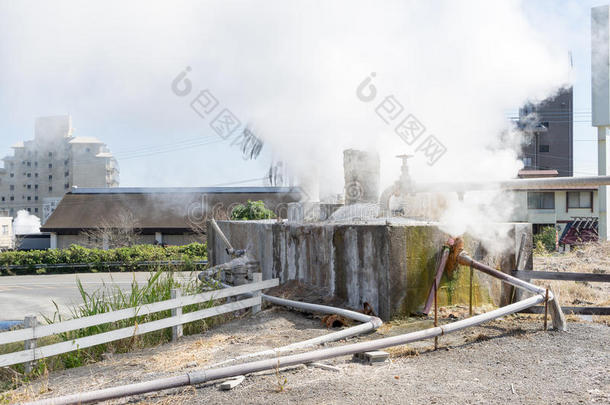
left=230, top=200, right=276, bottom=220
left=0, top=243, right=207, bottom=276
left=533, top=226, right=557, bottom=254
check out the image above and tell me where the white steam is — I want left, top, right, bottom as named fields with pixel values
left=13, top=210, right=41, bottom=235
left=0, top=0, right=573, bottom=251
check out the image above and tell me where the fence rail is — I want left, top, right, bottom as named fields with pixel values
left=0, top=276, right=277, bottom=368
left=511, top=270, right=610, bottom=283
left=512, top=269, right=609, bottom=316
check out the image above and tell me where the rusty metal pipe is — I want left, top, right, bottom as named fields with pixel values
left=423, top=246, right=450, bottom=314
left=457, top=252, right=547, bottom=296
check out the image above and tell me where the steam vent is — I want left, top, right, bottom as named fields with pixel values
left=208, top=149, right=532, bottom=320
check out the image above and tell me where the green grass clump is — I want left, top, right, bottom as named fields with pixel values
left=0, top=266, right=224, bottom=392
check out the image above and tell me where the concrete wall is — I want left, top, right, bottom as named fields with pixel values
left=209, top=220, right=532, bottom=320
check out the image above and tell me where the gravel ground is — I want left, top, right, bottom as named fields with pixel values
left=7, top=307, right=609, bottom=405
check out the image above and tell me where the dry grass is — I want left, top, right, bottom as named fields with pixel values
left=534, top=241, right=610, bottom=307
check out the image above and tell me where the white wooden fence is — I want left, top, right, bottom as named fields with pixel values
left=0, top=274, right=278, bottom=368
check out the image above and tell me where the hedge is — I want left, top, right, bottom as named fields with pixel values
left=0, top=243, right=207, bottom=276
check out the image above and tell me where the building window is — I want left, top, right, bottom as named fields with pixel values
left=27, top=173, right=31, bottom=177
left=48, top=163, right=53, bottom=169
left=34, top=208, right=38, bottom=213
left=27, top=208, right=31, bottom=212
left=523, top=157, right=532, bottom=167
left=9, top=173, right=14, bottom=178
left=48, top=186, right=53, bottom=192
left=35, top=173, right=38, bottom=178
left=27, top=161, right=31, bottom=167
left=49, top=175, right=53, bottom=180
left=65, top=171, right=69, bottom=177
left=9, top=196, right=14, bottom=201
left=527, top=192, right=555, bottom=209
left=27, top=184, right=31, bottom=189
left=0, top=197, right=4, bottom=202
left=539, top=144, right=550, bottom=153
left=27, top=196, right=31, bottom=201
left=34, top=161, right=38, bottom=167
left=34, top=184, right=38, bottom=189
left=86, top=148, right=91, bottom=153
left=9, top=185, right=14, bottom=191
left=48, top=152, right=53, bottom=158
left=567, top=192, right=592, bottom=209
left=34, top=196, right=38, bottom=201
left=65, top=183, right=70, bottom=189
left=2, top=225, right=7, bottom=235
left=64, top=159, right=69, bottom=166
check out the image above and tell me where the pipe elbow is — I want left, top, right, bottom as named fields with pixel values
left=379, top=182, right=400, bottom=212
left=369, top=316, right=383, bottom=329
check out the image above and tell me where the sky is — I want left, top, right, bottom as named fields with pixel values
left=0, top=0, right=605, bottom=190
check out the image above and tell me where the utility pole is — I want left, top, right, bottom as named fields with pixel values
left=592, top=5, right=610, bottom=241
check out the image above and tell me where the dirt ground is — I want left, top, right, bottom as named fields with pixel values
left=7, top=306, right=609, bottom=405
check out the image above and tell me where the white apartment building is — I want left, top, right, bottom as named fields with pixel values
left=511, top=187, right=598, bottom=247
left=0, top=115, right=119, bottom=221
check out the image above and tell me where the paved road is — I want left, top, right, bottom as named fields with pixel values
left=0, top=272, right=196, bottom=321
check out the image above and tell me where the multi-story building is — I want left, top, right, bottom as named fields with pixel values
left=0, top=115, right=119, bottom=221
left=519, top=87, right=573, bottom=177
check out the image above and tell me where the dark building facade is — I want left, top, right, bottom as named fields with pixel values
left=519, top=87, right=573, bottom=177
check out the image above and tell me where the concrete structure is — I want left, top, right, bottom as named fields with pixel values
left=343, top=149, right=380, bottom=204
left=0, top=115, right=119, bottom=221
left=592, top=5, right=610, bottom=240
left=519, top=88, right=573, bottom=177
left=0, top=216, right=13, bottom=251
left=41, top=187, right=301, bottom=249
left=208, top=220, right=531, bottom=320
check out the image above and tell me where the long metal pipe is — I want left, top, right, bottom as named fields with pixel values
left=208, top=294, right=382, bottom=368
left=25, top=295, right=544, bottom=405
left=412, top=175, right=610, bottom=193
left=209, top=218, right=235, bottom=255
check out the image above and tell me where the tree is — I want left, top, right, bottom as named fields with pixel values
left=80, top=210, right=141, bottom=249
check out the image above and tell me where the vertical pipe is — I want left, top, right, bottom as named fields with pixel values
left=423, top=247, right=450, bottom=314
left=434, top=279, right=438, bottom=350
left=469, top=264, right=473, bottom=317
left=544, top=289, right=549, bottom=331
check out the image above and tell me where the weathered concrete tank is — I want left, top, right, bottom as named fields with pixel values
left=208, top=220, right=532, bottom=320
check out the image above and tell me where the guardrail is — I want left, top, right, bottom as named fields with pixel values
left=512, top=270, right=610, bottom=315
left=2, top=260, right=209, bottom=271
left=0, top=274, right=278, bottom=369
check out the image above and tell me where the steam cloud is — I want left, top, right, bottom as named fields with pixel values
left=13, top=210, right=41, bottom=235
left=0, top=0, right=573, bottom=251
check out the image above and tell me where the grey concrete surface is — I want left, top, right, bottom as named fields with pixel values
left=0, top=272, right=196, bottom=320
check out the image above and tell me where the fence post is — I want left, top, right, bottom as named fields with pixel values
left=24, top=315, right=37, bottom=373
left=171, top=289, right=183, bottom=342
left=252, top=273, right=262, bottom=315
